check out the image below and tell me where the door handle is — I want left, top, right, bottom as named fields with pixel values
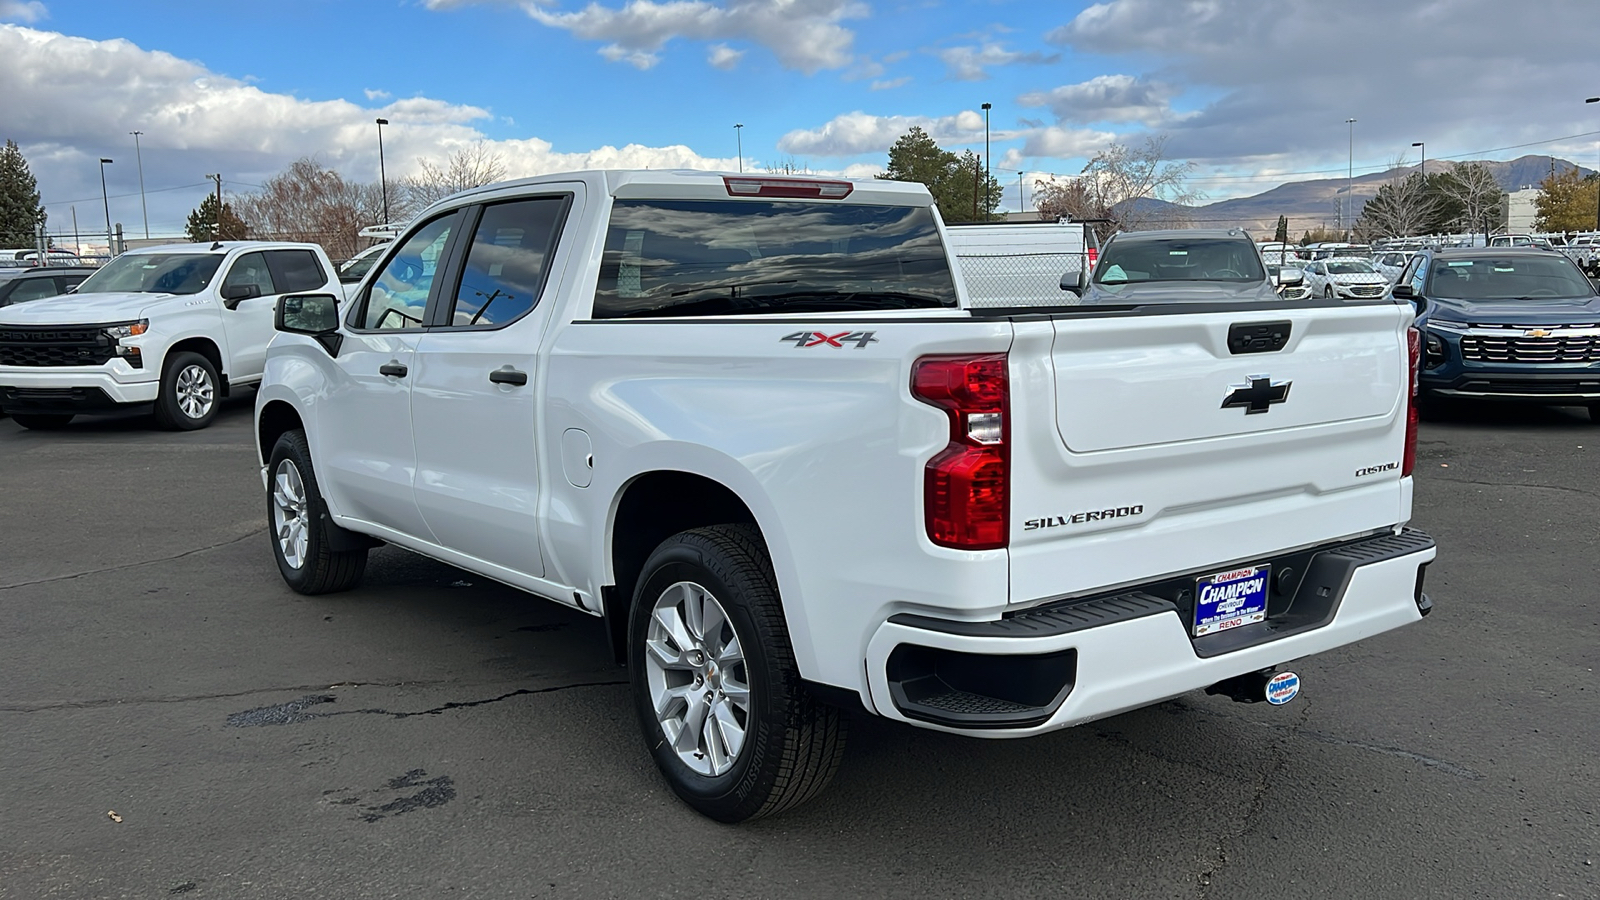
left=379, top=362, right=409, bottom=378
left=489, top=367, right=528, bottom=386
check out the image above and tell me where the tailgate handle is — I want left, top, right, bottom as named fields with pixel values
left=1227, top=321, right=1292, bottom=354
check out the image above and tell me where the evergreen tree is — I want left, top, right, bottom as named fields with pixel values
left=880, top=126, right=1003, bottom=224
left=184, top=193, right=249, bottom=242
left=0, top=139, right=47, bottom=249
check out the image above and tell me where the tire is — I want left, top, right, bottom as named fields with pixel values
left=267, top=429, right=368, bottom=594
left=1323, top=284, right=1334, bottom=299
left=153, top=350, right=220, bottom=430
left=1588, top=402, right=1600, bottom=424
left=11, top=413, right=74, bottom=430
left=628, top=524, right=845, bottom=823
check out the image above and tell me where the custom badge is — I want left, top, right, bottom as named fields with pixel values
left=1265, top=671, right=1301, bottom=705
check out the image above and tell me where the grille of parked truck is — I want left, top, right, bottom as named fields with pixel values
left=252, top=170, right=1436, bottom=822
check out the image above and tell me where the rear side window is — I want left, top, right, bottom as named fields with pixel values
left=222, top=252, right=278, bottom=297
left=593, top=199, right=957, bottom=318
left=445, top=196, right=568, bottom=327
left=267, top=249, right=328, bottom=293
left=358, top=213, right=458, bottom=330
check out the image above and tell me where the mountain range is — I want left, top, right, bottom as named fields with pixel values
left=1131, top=155, right=1592, bottom=234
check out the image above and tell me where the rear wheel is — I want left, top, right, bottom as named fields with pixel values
left=1323, top=284, right=1334, bottom=299
left=154, top=351, right=220, bottom=430
left=1588, top=402, right=1600, bottom=424
left=11, top=413, right=73, bottom=430
left=629, top=524, right=845, bottom=823
left=268, top=429, right=368, bottom=594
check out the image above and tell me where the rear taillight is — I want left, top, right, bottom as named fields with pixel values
left=1402, top=326, right=1420, bottom=476
left=912, top=354, right=1009, bottom=550
left=1087, top=246, right=1098, bottom=270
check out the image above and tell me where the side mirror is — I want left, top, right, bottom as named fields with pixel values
left=1279, top=267, right=1305, bottom=287
left=275, top=293, right=343, bottom=356
left=221, top=282, right=262, bottom=309
left=1060, top=266, right=1089, bottom=295
left=1391, top=284, right=1414, bottom=299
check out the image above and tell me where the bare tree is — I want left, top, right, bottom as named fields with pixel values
left=1356, top=157, right=1440, bottom=240
left=400, top=144, right=508, bottom=216
left=230, top=158, right=383, bottom=261
left=1034, top=136, right=1201, bottom=238
left=1438, top=161, right=1505, bottom=243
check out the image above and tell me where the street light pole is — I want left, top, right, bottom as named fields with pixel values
left=1412, top=141, right=1425, bottom=179
left=735, top=123, right=743, bottom=173
left=97, top=158, right=113, bottom=256
left=1345, top=117, right=1357, bottom=233
left=981, top=102, right=992, bottom=219
left=130, top=131, right=149, bottom=238
left=1587, top=98, right=1599, bottom=231
left=375, top=118, right=390, bottom=225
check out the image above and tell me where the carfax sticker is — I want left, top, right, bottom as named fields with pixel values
left=1194, top=565, right=1269, bottom=636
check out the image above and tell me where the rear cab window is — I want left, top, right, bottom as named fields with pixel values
left=267, top=249, right=329, bottom=293
left=592, top=199, right=957, bottom=318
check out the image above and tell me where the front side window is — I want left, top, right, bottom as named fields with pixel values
left=593, top=199, right=957, bottom=318
left=446, top=196, right=567, bottom=327
left=8, top=277, right=63, bottom=304
left=359, top=213, right=457, bottom=330
left=222, top=252, right=278, bottom=297
left=268, top=249, right=328, bottom=293
left=1425, top=256, right=1595, bottom=300
left=1095, top=238, right=1267, bottom=286
left=75, top=253, right=223, bottom=295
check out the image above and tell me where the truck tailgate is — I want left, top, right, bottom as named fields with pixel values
left=1007, top=302, right=1413, bottom=605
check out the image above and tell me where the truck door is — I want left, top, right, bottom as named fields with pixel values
left=408, top=189, right=578, bottom=578
left=217, top=251, right=280, bottom=378
left=315, top=211, right=463, bottom=540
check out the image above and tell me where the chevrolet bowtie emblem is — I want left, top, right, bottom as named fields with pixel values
left=1523, top=328, right=1553, bottom=338
left=1221, top=376, right=1292, bottom=414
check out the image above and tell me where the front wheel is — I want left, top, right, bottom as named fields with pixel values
left=1323, top=284, right=1335, bottom=299
left=1588, top=402, right=1600, bottom=424
left=11, top=413, right=74, bottom=430
left=629, top=525, right=845, bottom=823
left=154, top=351, right=220, bottom=430
left=267, top=429, right=368, bottom=594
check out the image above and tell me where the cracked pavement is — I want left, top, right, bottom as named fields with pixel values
left=2, top=398, right=1597, bottom=898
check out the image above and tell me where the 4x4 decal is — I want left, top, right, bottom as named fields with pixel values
left=781, top=330, right=878, bottom=349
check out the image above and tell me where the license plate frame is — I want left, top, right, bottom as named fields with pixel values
left=1193, top=565, right=1270, bottom=637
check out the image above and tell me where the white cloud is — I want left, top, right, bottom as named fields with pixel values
left=518, top=0, right=864, bottom=73
left=870, top=76, right=910, bottom=91
left=936, top=42, right=1058, bottom=82
left=1020, top=126, right=1117, bottom=160
left=0, top=0, right=46, bottom=23
left=0, top=25, right=742, bottom=234
left=1018, top=74, right=1178, bottom=127
left=364, top=88, right=392, bottom=100
left=778, top=109, right=993, bottom=157
left=706, top=42, right=743, bottom=69
left=1043, top=0, right=1600, bottom=165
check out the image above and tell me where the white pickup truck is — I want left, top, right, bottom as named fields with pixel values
left=0, top=241, right=343, bottom=430
left=254, top=170, right=1437, bottom=822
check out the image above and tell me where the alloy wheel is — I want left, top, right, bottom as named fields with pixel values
left=175, top=364, right=215, bottom=419
left=271, top=459, right=310, bottom=570
left=643, top=581, right=752, bottom=777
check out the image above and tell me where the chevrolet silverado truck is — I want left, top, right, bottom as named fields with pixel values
left=0, top=241, right=342, bottom=430
left=253, top=170, right=1437, bottom=822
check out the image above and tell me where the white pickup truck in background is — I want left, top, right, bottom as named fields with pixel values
left=254, top=170, right=1436, bottom=822
left=0, top=241, right=343, bottom=430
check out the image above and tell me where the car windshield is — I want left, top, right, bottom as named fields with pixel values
left=75, top=253, right=223, bottom=295
left=1094, top=237, right=1266, bottom=285
left=340, top=249, right=384, bottom=281
left=1326, top=261, right=1375, bottom=275
left=1427, top=256, right=1595, bottom=300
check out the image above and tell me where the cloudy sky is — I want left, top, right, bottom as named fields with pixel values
left=2, top=0, right=1598, bottom=239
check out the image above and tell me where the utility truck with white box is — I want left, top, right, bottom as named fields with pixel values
left=0, top=241, right=343, bottom=430
left=253, top=170, right=1437, bottom=822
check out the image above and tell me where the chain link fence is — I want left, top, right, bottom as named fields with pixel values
left=955, top=250, right=1088, bottom=308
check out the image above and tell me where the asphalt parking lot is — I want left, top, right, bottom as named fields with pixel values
left=1, top=397, right=1596, bottom=899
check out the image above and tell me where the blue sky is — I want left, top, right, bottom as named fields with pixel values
left=4, top=0, right=1599, bottom=240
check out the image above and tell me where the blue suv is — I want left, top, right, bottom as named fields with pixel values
left=1396, top=248, right=1600, bottom=421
